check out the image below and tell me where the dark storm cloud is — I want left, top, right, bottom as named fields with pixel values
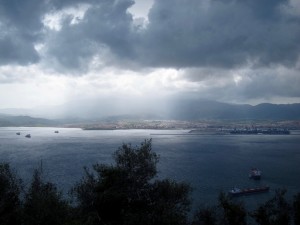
left=45, top=19, right=99, bottom=73
left=0, top=34, right=39, bottom=65
left=0, top=0, right=48, bottom=65
left=82, top=0, right=135, bottom=58
left=45, top=0, right=136, bottom=72
left=238, top=69, right=300, bottom=99
left=0, top=0, right=133, bottom=68
left=0, top=0, right=299, bottom=71
left=43, top=0, right=300, bottom=71
left=185, top=67, right=300, bottom=103
left=141, top=0, right=300, bottom=68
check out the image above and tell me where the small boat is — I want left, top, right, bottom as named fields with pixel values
left=16, top=132, right=21, bottom=135
left=54, top=131, right=59, bottom=133
left=229, top=186, right=270, bottom=197
left=249, top=168, right=261, bottom=180
left=25, top=134, right=31, bottom=138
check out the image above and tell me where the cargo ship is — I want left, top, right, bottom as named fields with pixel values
left=230, top=128, right=290, bottom=135
left=229, top=186, right=270, bottom=197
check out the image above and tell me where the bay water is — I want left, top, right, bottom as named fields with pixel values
left=1, top=127, right=300, bottom=210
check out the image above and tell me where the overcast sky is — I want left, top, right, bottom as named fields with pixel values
left=1, top=0, right=300, bottom=112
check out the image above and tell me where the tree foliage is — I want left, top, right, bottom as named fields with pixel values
left=218, top=192, right=247, bottom=225
left=294, top=193, right=300, bottom=225
left=72, top=139, right=191, bottom=225
left=0, top=163, right=22, bottom=225
left=192, top=206, right=218, bottom=225
left=192, top=192, right=248, bottom=225
left=23, top=169, right=70, bottom=225
left=250, top=189, right=291, bottom=225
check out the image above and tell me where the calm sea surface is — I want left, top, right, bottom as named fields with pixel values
left=1, top=127, right=300, bottom=210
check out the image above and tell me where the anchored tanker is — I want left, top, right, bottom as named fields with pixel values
left=229, top=186, right=270, bottom=197
left=230, top=128, right=290, bottom=135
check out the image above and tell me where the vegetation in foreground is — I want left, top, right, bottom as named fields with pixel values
left=1, top=139, right=300, bottom=225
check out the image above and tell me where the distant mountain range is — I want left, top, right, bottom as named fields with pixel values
left=0, top=100, right=300, bottom=126
left=0, top=115, right=58, bottom=127
left=168, top=100, right=300, bottom=120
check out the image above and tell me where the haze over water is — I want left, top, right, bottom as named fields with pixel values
left=1, top=127, right=300, bottom=209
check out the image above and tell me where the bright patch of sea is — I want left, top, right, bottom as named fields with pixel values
left=1, top=127, right=300, bottom=210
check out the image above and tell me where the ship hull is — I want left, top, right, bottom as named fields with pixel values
left=229, top=186, right=270, bottom=197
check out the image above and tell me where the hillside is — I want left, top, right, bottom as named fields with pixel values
left=1, top=100, right=300, bottom=124
left=0, top=115, right=58, bottom=127
left=168, top=100, right=300, bottom=120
